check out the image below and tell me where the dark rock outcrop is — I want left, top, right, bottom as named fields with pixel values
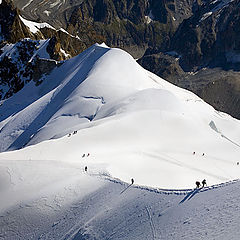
left=0, top=0, right=36, bottom=43
left=0, top=0, right=89, bottom=100
left=170, top=0, right=240, bottom=71
left=137, top=52, right=186, bottom=86
left=194, top=69, right=240, bottom=119
left=0, top=0, right=89, bottom=61
left=0, top=39, right=36, bottom=99
left=12, top=0, right=196, bottom=58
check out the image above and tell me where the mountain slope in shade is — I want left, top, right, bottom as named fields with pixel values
left=0, top=43, right=239, bottom=189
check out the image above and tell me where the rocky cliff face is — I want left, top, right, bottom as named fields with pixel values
left=0, top=0, right=89, bottom=61
left=170, top=0, right=240, bottom=71
left=13, top=0, right=196, bottom=58
left=197, top=70, right=240, bottom=119
left=0, top=0, right=35, bottom=43
left=0, top=0, right=88, bottom=100
left=0, top=38, right=60, bottom=100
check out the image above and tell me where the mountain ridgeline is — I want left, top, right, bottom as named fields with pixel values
left=1, top=0, right=240, bottom=119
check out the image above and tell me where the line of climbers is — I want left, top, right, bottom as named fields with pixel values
left=84, top=163, right=134, bottom=186
left=196, top=179, right=207, bottom=188
left=68, top=130, right=78, bottom=137
left=82, top=153, right=90, bottom=158
left=82, top=150, right=216, bottom=191
left=193, top=151, right=205, bottom=156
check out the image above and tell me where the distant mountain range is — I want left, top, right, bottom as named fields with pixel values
left=0, top=0, right=240, bottom=118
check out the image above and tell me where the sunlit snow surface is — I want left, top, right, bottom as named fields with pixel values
left=0, top=44, right=240, bottom=239
left=0, top=43, right=240, bottom=189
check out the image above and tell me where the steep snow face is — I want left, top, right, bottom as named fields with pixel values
left=0, top=44, right=239, bottom=189
left=0, top=44, right=160, bottom=152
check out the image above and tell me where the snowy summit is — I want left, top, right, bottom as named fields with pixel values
left=0, top=43, right=239, bottom=189
left=0, top=43, right=240, bottom=240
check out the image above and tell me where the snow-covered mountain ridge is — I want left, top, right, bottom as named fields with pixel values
left=1, top=43, right=240, bottom=240
left=0, top=43, right=239, bottom=190
left=2, top=0, right=240, bottom=119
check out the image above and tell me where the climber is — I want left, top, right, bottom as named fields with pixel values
left=202, top=179, right=207, bottom=187
left=196, top=181, right=201, bottom=188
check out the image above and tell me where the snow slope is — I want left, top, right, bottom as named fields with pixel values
left=0, top=159, right=240, bottom=240
left=1, top=43, right=240, bottom=239
left=0, top=43, right=239, bottom=189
